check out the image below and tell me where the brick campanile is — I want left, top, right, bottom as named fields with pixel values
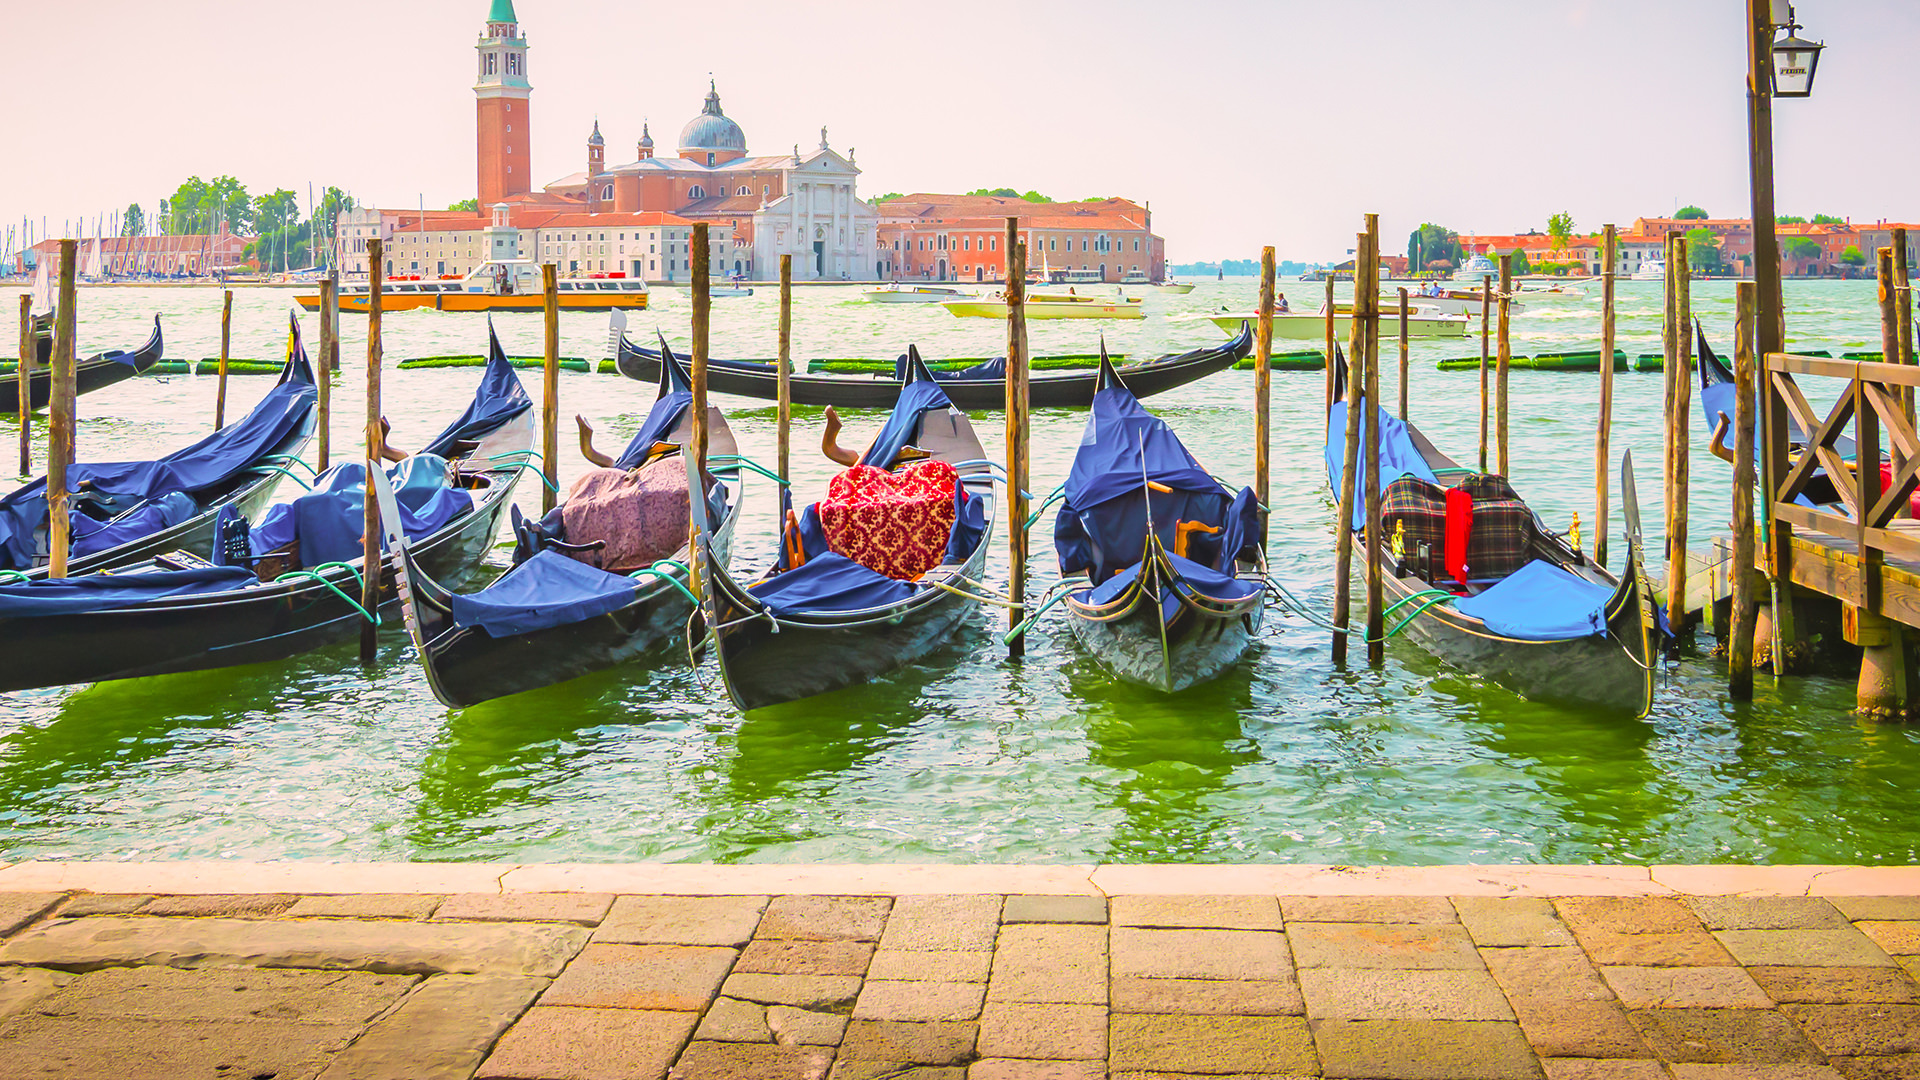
left=475, top=0, right=532, bottom=206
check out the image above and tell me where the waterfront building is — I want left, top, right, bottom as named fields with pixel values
left=874, top=194, right=1165, bottom=284
left=25, top=233, right=251, bottom=278
left=336, top=203, right=728, bottom=283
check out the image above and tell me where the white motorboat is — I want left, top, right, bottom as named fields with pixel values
left=1196, top=302, right=1468, bottom=340
left=862, top=284, right=971, bottom=304
left=1452, top=251, right=1499, bottom=281
left=1385, top=287, right=1523, bottom=317
left=1630, top=260, right=1666, bottom=282
left=945, top=291, right=1145, bottom=320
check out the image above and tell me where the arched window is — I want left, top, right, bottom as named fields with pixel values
left=737, top=186, right=750, bottom=196
left=602, top=185, right=614, bottom=200
left=688, top=185, right=705, bottom=200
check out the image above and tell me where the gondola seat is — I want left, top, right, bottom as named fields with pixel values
left=560, top=455, right=692, bottom=573
left=819, top=460, right=961, bottom=580
left=1380, top=473, right=1537, bottom=585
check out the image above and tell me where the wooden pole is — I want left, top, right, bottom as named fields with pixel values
left=1005, top=218, right=1030, bottom=658
left=1668, top=234, right=1692, bottom=631
left=1323, top=272, right=1336, bottom=410
left=691, top=223, right=710, bottom=476
left=1255, top=246, right=1274, bottom=550
left=1731, top=281, right=1758, bottom=699
left=1596, top=224, right=1616, bottom=568
left=1747, top=0, right=1795, bottom=664
left=360, top=238, right=383, bottom=664
left=214, top=289, right=232, bottom=429
left=317, top=274, right=334, bottom=470
left=16, top=295, right=30, bottom=477
left=1364, top=217, right=1385, bottom=665
left=46, top=240, right=76, bottom=579
left=1496, top=254, right=1512, bottom=476
left=1479, top=274, right=1491, bottom=472
left=1332, top=230, right=1366, bottom=663
left=541, top=264, right=560, bottom=514
left=1892, top=230, right=1913, bottom=464
left=777, top=254, right=793, bottom=486
left=1396, top=285, right=1409, bottom=422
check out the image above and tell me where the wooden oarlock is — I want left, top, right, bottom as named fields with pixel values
left=46, top=240, right=77, bottom=579
left=215, top=290, right=232, bottom=430
left=541, top=264, right=560, bottom=514
left=1255, top=246, right=1275, bottom=550
left=1596, top=224, right=1616, bottom=569
left=1005, top=217, right=1031, bottom=658
left=359, top=238, right=384, bottom=664
left=1730, top=281, right=1758, bottom=700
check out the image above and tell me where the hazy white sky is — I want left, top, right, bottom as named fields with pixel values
left=3, top=0, right=1911, bottom=261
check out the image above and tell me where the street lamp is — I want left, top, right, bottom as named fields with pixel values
left=1769, top=5, right=1825, bottom=98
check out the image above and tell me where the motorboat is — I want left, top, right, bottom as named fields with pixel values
left=1384, top=287, right=1523, bottom=318
left=1197, top=302, right=1468, bottom=340
left=1631, top=260, right=1666, bottom=282
left=296, top=260, right=650, bottom=313
left=862, top=284, right=971, bottom=304
left=1452, top=251, right=1499, bottom=282
left=944, top=291, right=1145, bottom=320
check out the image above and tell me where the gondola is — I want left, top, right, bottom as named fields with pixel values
left=1324, top=350, right=1656, bottom=717
left=612, top=312, right=1252, bottom=410
left=1695, top=320, right=1853, bottom=505
left=0, top=327, right=534, bottom=691
left=1051, top=352, right=1267, bottom=691
left=695, top=348, right=996, bottom=712
left=384, top=343, right=742, bottom=708
left=1, top=315, right=166, bottom=413
left=0, top=314, right=316, bottom=578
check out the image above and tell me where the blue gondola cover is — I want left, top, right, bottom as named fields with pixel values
left=1324, top=400, right=1442, bottom=531
left=449, top=549, right=640, bottom=637
left=250, top=457, right=471, bottom=568
left=862, top=375, right=953, bottom=469
left=0, top=565, right=259, bottom=617
left=422, top=326, right=532, bottom=458
left=1453, top=558, right=1614, bottom=640
left=747, top=551, right=921, bottom=616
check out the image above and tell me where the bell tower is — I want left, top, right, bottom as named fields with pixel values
left=475, top=0, right=532, bottom=207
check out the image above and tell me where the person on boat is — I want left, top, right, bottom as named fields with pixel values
left=1276, top=293, right=1290, bottom=314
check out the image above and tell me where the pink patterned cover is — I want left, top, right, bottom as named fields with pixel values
left=560, top=456, right=691, bottom=573
left=819, top=460, right=958, bottom=580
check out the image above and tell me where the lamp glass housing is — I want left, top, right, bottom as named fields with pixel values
left=1771, top=32, right=1823, bottom=97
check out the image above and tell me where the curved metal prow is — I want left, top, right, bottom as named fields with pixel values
left=577, top=415, right=615, bottom=467
left=1095, top=335, right=1129, bottom=394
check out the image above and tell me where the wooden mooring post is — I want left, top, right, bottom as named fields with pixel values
left=1331, top=227, right=1366, bottom=664
left=1363, top=216, right=1385, bottom=665
left=1005, top=218, right=1031, bottom=658
left=46, top=240, right=76, bottom=579
left=317, top=274, right=335, bottom=470
left=214, top=290, right=232, bottom=430
left=1596, top=224, right=1617, bottom=568
left=1496, top=254, right=1512, bottom=476
left=777, top=254, right=793, bottom=487
left=359, top=238, right=384, bottom=664
left=1323, top=272, right=1336, bottom=410
left=1255, top=247, right=1274, bottom=549
left=1730, top=281, right=1758, bottom=700
left=541, top=265, right=560, bottom=514
left=1396, top=286, right=1410, bottom=422
left=691, top=224, right=710, bottom=475
left=1668, top=234, right=1692, bottom=632
left=16, top=295, right=30, bottom=477
left=1479, top=274, right=1491, bottom=472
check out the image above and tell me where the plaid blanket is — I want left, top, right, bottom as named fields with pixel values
left=1382, top=476, right=1447, bottom=569
left=1380, top=472, right=1535, bottom=581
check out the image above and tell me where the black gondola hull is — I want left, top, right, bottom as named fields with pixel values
left=1, top=316, right=164, bottom=414
left=0, top=426, right=529, bottom=691
left=1067, top=581, right=1265, bottom=693
left=615, top=332, right=1252, bottom=410
left=417, top=502, right=740, bottom=708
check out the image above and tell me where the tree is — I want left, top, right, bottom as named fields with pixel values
left=1685, top=226, right=1722, bottom=273
left=965, top=187, right=1020, bottom=198
left=1811, top=213, right=1844, bottom=226
left=1020, top=191, right=1053, bottom=204
left=873, top=192, right=903, bottom=202
left=1675, top=205, right=1709, bottom=220
left=1777, top=215, right=1807, bottom=224
left=1547, top=211, right=1575, bottom=250
left=447, top=198, right=479, bottom=212
left=1509, top=249, right=1531, bottom=275
left=1784, top=236, right=1823, bottom=274
left=1405, top=223, right=1461, bottom=271
left=164, top=175, right=252, bottom=234
left=121, top=204, right=145, bottom=237
left=254, top=189, right=300, bottom=235
left=1840, top=245, right=1867, bottom=266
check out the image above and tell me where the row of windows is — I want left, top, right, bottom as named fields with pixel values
left=889, top=233, right=1144, bottom=254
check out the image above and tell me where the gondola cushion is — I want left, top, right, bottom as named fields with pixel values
left=1455, top=474, right=1536, bottom=579
left=1382, top=476, right=1448, bottom=566
left=560, top=456, right=690, bottom=573
left=820, top=460, right=958, bottom=580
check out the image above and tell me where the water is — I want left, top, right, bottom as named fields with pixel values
left=2, top=277, right=1915, bottom=866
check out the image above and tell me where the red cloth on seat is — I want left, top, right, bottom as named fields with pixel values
left=819, top=460, right=958, bottom=580
left=1878, top=462, right=1920, bottom=518
left=1444, top=487, right=1472, bottom=588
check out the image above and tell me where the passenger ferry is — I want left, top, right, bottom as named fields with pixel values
left=296, top=260, right=650, bottom=314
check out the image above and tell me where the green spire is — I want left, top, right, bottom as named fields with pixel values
left=487, top=0, right=518, bottom=24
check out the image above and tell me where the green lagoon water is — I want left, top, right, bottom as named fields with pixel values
left=1, top=277, right=1915, bottom=866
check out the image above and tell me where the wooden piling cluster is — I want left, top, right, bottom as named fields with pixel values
left=1362, top=217, right=1384, bottom=665
left=1595, top=224, right=1617, bottom=568
left=542, top=265, right=560, bottom=514
left=360, top=239, right=384, bottom=664
left=1332, top=215, right=1384, bottom=664
left=47, top=241, right=77, bottom=579
left=1255, top=247, right=1274, bottom=549
left=1004, top=218, right=1031, bottom=658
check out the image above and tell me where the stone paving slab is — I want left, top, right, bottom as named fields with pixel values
left=0, top=869, right=1914, bottom=1077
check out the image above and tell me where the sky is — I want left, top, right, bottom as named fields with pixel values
left=2, top=0, right=1913, bottom=263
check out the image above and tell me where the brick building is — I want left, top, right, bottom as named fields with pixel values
left=874, top=195, right=1164, bottom=284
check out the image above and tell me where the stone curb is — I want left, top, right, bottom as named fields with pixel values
left=0, top=863, right=1915, bottom=896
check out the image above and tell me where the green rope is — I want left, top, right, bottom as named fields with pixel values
left=489, top=450, right=538, bottom=462
left=630, top=559, right=700, bottom=607
left=1023, top=485, right=1068, bottom=530
left=706, top=454, right=789, bottom=486
left=273, top=562, right=380, bottom=625
left=241, top=463, right=313, bottom=490
left=1001, top=581, right=1079, bottom=644
left=259, top=454, right=319, bottom=477
left=0, top=570, right=30, bottom=585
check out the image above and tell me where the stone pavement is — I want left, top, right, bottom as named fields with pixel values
left=0, top=863, right=1915, bottom=1079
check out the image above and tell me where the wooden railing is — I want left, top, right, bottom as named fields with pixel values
left=1766, top=352, right=1920, bottom=610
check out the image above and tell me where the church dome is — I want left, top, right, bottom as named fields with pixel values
left=678, top=82, right=746, bottom=154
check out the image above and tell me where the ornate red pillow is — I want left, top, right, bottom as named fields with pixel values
left=819, top=460, right=959, bottom=580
